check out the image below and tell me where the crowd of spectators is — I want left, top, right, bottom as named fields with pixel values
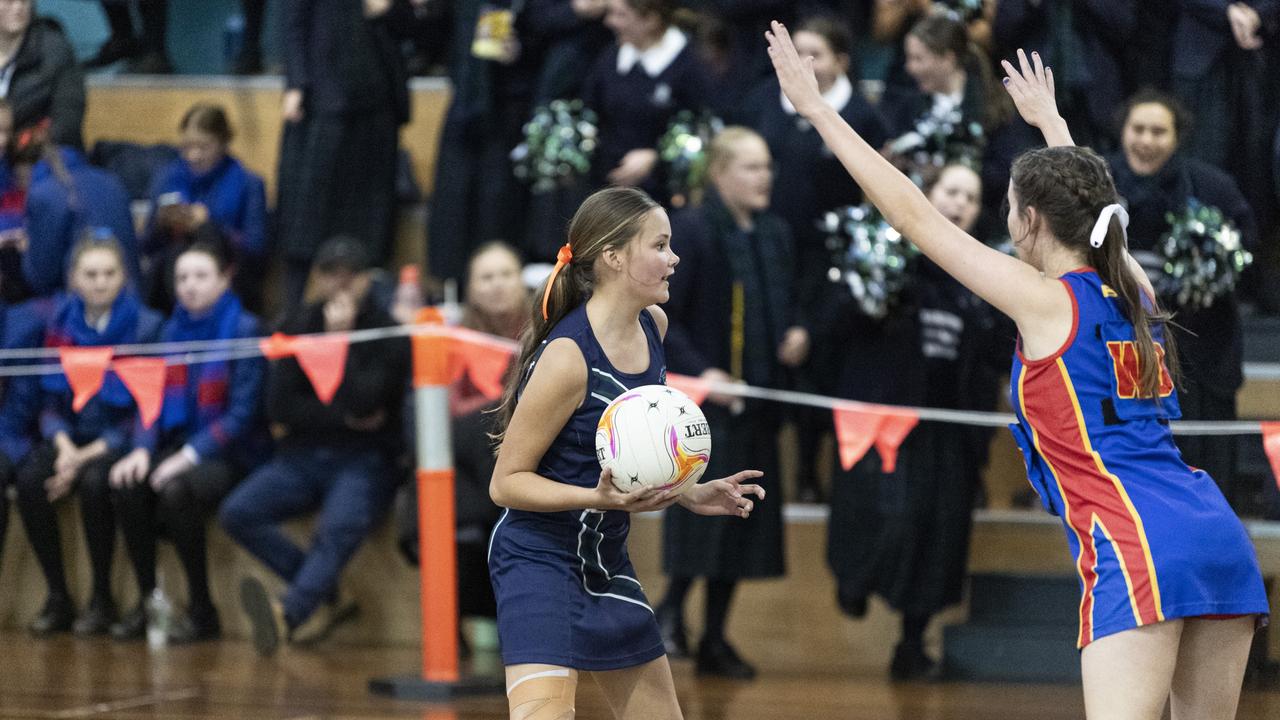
left=0, top=0, right=1275, bottom=680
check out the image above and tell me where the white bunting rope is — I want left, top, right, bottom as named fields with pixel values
left=0, top=321, right=1271, bottom=436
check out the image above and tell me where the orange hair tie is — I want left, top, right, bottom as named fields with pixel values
left=541, top=243, right=574, bottom=320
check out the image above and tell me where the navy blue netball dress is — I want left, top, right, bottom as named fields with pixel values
left=488, top=304, right=668, bottom=670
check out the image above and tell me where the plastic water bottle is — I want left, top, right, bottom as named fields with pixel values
left=391, top=264, right=425, bottom=324
left=146, top=584, right=173, bottom=650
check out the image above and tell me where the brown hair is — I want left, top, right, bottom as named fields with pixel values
left=624, top=0, right=676, bottom=25
left=180, top=102, right=234, bottom=145
left=490, top=187, right=660, bottom=444
left=796, top=15, right=853, bottom=59
left=907, top=14, right=1008, bottom=129
left=1116, top=89, right=1190, bottom=143
left=1010, top=146, right=1179, bottom=399
left=706, top=126, right=766, bottom=177
left=462, top=240, right=526, bottom=336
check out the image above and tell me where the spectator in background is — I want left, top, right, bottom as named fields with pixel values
left=82, top=1, right=172, bottom=74
left=108, top=240, right=269, bottom=644
left=221, top=235, right=410, bottom=656
left=658, top=127, right=804, bottom=679
left=143, top=103, right=267, bottom=312
left=1105, top=90, right=1257, bottom=509
left=275, top=0, right=410, bottom=305
left=11, top=128, right=140, bottom=299
left=993, top=0, right=1135, bottom=152
left=15, top=234, right=162, bottom=637
left=233, top=0, right=269, bottom=75
left=426, top=0, right=540, bottom=283
left=0, top=0, right=84, bottom=148
left=0, top=293, right=56, bottom=574
left=579, top=0, right=711, bottom=202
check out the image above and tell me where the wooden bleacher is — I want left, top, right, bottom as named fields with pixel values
left=1, top=76, right=1277, bottom=671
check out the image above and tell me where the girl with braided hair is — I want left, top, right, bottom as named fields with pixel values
left=769, top=22, right=1267, bottom=719
left=488, top=186, right=764, bottom=718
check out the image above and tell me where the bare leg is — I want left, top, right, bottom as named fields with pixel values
left=1169, top=616, right=1256, bottom=720
left=1080, top=620, right=1182, bottom=720
left=506, top=663, right=579, bottom=720
left=590, top=655, right=683, bottom=720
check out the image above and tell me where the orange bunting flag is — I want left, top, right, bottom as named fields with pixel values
left=833, top=405, right=920, bottom=472
left=59, top=346, right=114, bottom=412
left=293, top=334, right=349, bottom=404
left=258, top=332, right=296, bottom=360
left=113, top=357, right=167, bottom=428
left=873, top=410, right=920, bottom=473
left=463, top=341, right=514, bottom=401
left=1263, top=422, right=1280, bottom=491
left=666, top=373, right=710, bottom=405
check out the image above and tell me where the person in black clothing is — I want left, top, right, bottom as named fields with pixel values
left=83, top=1, right=172, bottom=74
left=275, top=0, right=411, bottom=305
left=220, top=235, right=411, bottom=656
left=657, top=127, right=807, bottom=680
left=1105, top=90, right=1257, bottom=508
left=741, top=15, right=888, bottom=502
left=0, top=4, right=84, bottom=148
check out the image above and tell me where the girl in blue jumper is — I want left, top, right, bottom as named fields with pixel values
left=109, top=239, right=269, bottom=643
left=15, top=233, right=162, bottom=637
left=144, top=103, right=267, bottom=311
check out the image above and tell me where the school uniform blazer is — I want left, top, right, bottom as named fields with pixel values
left=8, top=19, right=84, bottom=148
left=1172, top=0, right=1279, bottom=79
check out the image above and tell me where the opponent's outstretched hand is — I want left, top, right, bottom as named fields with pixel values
left=1000, top=48, right=1074, bottom=147
left=766, top=21, right=824, bottom=120
left=679, top=470, right=765, bottom=518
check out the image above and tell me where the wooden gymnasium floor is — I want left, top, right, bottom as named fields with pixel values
left=1, top=632, right=1277, bottom=719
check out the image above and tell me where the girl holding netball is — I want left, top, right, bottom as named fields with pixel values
left=488, top=186, right=764, bottom=719
left=767, top=22, right=1267, bottom=720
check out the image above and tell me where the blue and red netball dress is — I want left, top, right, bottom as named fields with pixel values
left=1009, top=269, right=1268, bottom=648
left=488, top=305, right=668, bottom=670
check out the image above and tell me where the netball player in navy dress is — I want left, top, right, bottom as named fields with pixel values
left=488, top=186, right=764, bottom=719
left=768, top=25, right=1267, bottom=720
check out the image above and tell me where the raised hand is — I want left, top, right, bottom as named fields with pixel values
left=1000, top=49, right=1074, bottom=147
left=678, top=470, right=765, bottom=518
left=766, top=21, right=825, bottom=120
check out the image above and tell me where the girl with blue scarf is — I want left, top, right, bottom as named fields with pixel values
left=109, top=240, right=268, bottom=643
left=15, top=235, right=162, bottom=637
left=144, top=103, right=267, bottom=311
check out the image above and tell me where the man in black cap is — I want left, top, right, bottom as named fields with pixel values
left=220, top=234, right=410, bottom=655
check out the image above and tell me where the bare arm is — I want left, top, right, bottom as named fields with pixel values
left=489, top=337, right=678, bottom=514
left=765, top=22, right=1064, bottom=331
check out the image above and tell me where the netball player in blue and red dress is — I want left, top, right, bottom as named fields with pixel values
left=488, top=186, right=765, bottom=719
left=768, top=23, right=1268, bottom=720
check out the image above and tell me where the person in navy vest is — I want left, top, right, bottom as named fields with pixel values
left=14, top=234, right=162, bottom=637
left=658, top=127, right=807, bottom=679
left=221, top=235, right=410, bottom=655
left=0, top=294, right=56, bottom=573
left=1105, top=90, right=1257, bottom=508
left=108, top=239, right=269, bottom=644
left=144, top=103, right=267, bottom=313
left=12, top=130, right=140, bottom=299
left=579, top=0, right=712, bottom=202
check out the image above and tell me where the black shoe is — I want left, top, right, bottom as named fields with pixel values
left=72, top=598, right=118, bottom=636
left=656, top=604, right=689, bottom=659
left=696, top=638, right=757, bottom=680
left=889, top=642, right=940, bottom=681
left=28, top=596, right=75, bottom=636
left=110, top=605, right=147, bottom=641
left=240, top=577, right=289, bottom=656
left=169, top=609, right=221, bottom=644
left=83, top=36, right=141, bottom=68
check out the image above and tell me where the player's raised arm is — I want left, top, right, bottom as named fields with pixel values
left=764, top=22, right=1061, bottom=331
left=1000, top=48, right=1074, bottom=148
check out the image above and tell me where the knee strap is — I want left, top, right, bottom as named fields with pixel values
left=507, top=669, right=576, bottom=720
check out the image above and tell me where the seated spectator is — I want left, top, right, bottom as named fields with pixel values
left=108, top=239, right=270, bottom=644
left=143, top=103, right=267, bottom=312
left=13, top=129, right=140, bottom=299
left=220, top=235, right=410, bottom=656
left=15, top=234, right=162, bottom=636
left=0, top=293, right=56, bottom=572
left=0, top=2, right=84, bottom=148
